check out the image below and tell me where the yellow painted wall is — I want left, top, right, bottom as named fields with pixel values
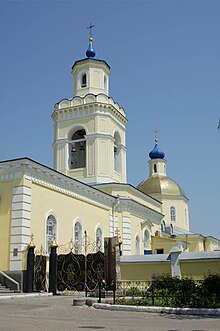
left=30, top=181, right=110, bottom=249
left=120, top=259, right=220, bottom=281
left=121, top=263, right=171, bottom=281
left=187, top=237, right=203, bottom=252
left=0, top=181, right=13, bottom=270
left=180, top=261, right=220, bottom=279
left=97, top=185, right=162, bottom=214
left=151, top=236, right=177, bottom=254
left=162, top=198, right=189, bottom=231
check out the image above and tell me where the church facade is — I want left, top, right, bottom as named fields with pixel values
left=0, top=33, right=219, bottom=283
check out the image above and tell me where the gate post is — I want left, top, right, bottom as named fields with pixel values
left=49, top=239, right=58, bottom=295
left=24, top=234, right=36, bottom=293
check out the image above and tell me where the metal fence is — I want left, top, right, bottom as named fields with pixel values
left=112, top=279, right=220, bottom=308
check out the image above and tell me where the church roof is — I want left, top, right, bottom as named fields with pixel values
left=71, top=58, right=110, bottom=71
left=137, top=175, right=188, bottom=199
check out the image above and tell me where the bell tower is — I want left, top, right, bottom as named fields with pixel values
left=52, top=28, right=127, bottom=185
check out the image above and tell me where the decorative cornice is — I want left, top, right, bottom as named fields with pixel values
left=0, top=158, right=115, bottom=210
left=115, top=198, right=163, bottom=225
left=52, top=93, right=127, bottom=125
left=0, top=158, right=164, bottom=226
left=94, top=182, right=162, bottom=207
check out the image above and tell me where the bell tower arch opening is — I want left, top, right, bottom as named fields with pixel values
left=114, top=131, right=122, bottom=174
left=69, top=127, right=86, bottom=170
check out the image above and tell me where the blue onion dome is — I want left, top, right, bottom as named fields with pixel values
left=149, top=138, right=165, bottom=159
left=86, top=36, right=96, bottom=58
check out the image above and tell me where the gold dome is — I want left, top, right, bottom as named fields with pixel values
left=137, top=175, right=187, bottom=198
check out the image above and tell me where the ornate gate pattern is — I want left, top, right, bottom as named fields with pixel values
left=57, top=252, right=85, bottom=291
left=86, top=251, right=105, bottom=290
left=34, top=247, right=47, bottom=292
left=56, top=235, right=105, bottom=292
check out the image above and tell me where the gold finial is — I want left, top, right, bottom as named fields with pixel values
left=50, top=233, right=58, bottom=248
left=70, top=238, right=73, bottom=252
left=28, top=233, right=36, bottom=248
left=154, top=129, right=158, bottom=144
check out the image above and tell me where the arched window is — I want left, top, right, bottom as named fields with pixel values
left=104, top=75, right=107, bottom=90
left=74, top=221, right=83, bottom=254
left=170, top=206, right=176, bottom=222
left=154, top=164, right=157, bottom=173
left=70, top=128, right=86, bottom=169
left=114, top=132, right=121, bottom=173
left=96, top=227, right=103, bottom=251
left=81, top=73, right=87, bottom=88
left=46, top=215, right=57, bottom=254
left=135, top=235, right=140, bottom=255
left=144, top=229, right=150, bottom=249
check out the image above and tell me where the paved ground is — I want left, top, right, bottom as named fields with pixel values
left=0, top=295, right=220, bottom=331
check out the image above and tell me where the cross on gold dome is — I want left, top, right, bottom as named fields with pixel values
left=87, top=23, right=95, bottom=37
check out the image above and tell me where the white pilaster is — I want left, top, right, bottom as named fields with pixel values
left=9, top=186, right=32, bottom=271
left=109, top=215, right=118, bottom=237
left=122, top=217, right=131, bottom=255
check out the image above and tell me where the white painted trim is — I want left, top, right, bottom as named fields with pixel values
left=9, top=261, right=22, bottom=271
left=10, top=235, right=30, bottom=244
left=12, top=202, right=31, bottom=211
left=11, top=227, right=31, bottom=236
left=122, top=217, right=131, bottom=254
left=45, top=211, right=59, bottom=251
left=12, top=186, right=31, bottom=196
left=11, top=219, right=30, bottom=227
left=10, top=243, right=28, bottom=251
left=12, top=194, right=31, bottom=203
left=11, top=210, right=31, bottom=219
left=9, top=185, right=32, bottom=271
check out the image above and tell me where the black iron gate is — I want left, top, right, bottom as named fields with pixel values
left=34, top=247, right=47, bottom=292
left=34, top=255, right=46, bottom=291
left=57, top=235, right=105, bottom=292
left=57, top=252, right=85, bottom=291
left=86, top=251, right=105, bottom=290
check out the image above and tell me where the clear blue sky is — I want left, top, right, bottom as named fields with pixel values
left=0, top=1, right=220, bottom=239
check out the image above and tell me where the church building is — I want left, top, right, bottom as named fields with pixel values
left=0, top=31, right=219, bottom=285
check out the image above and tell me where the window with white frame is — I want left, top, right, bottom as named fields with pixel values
left=144, top=229, right=150, bottom=249
left=74, top=221, right=83, bottom=253
left=135, top=235, right=140, bottom=255
left=170, top=206, right=176, bottom=222
left=104, top=75, right=107, bottom=91
left=81, top=73, right=87, bottom=88
left=96, top=227, right=103, bottom=251
left=46, top=215, right=57, bottom=254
